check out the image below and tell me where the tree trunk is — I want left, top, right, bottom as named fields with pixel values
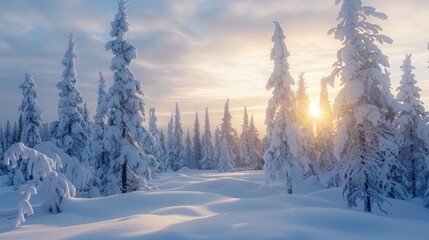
left=411, top=156, right=416, bottom=197
left=121, top=160, right=127, bottom=193
left=286, top=172, right=293, bottom=194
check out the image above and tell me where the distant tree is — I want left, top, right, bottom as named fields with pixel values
left=263, top=21, right=308, bottom=194
left=171, top=103, right=185, bottom=171
left=184, top=129, right=193, bottom=169
left=193, top=111, right=202, bottom=169
left=330, top=0, right=406, bottom=212
left=238, top=106, right=250, bottom=168
left=218, top=99, right=236, bottom=172
left=19, top=73, right=42, bottom=149
left=159, top=129, right=167, bottom=167
left=200, top=108, right=216, bottom=170
left=221, top=99, right=238, bottom=162
left=295, top=73, right=316, bottom=173
left=395, top=54, right=429, bottom=198
left=214, top=126, right=221, bottom=159
left=248, top=115, right=263, bottom=170
left=102, top=0, right=157, bottom=195
left=166, top=114, right=175, bottom=171
left=91, top=71, right=109, bottom=177
left=149, top=107, right=165, bottom=172
left=54, top=32, right=91, bottom=165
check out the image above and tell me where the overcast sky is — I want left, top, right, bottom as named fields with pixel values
left=0, top=0, right=428, bottom=133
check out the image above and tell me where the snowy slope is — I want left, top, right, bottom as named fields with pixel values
left=1, top=170, right=429, bottom=240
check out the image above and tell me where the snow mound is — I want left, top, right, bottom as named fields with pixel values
left=1, top=170, right=429, bottom=240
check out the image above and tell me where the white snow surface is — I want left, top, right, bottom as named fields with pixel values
left=1, top=170, right=428, bottom=239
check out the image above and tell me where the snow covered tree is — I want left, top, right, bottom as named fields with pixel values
left=14, top=185, right=37, bottom=228
left=166, top=114, right=175, bottom=171
left=184, top=129, right=193, bottom=169
left=159, top=130, right=167, bottom=169
left=193, top=111, right=202, bottom=169
left=238, top=106, right=250, bottom=168
left=200, top=108, right=217, bottom=170
left=214, top=126, right=221, bottom=159
left=19, top=73, right=42, bottom=148
left=218, top=134, right=234, bottom=173
left=330, top=0, right=406, bottom=212
left=263, top=21, right=309, bottom=194
left=395, top=54, right=429, bottom=198
left=248, top=115, right=263, bottom=170
left=149, top=107, right=165, bottom=172
left=170, top=103, right=185, bottom=171
left=218, top=99, right=236, bottom=172
left=42, top=171, right=76, bottom=213
left=54, top=32, right=91, bottom=165
left=91, top=71, right=109, bottom=177
left=315, top=79, right=337, bottom=172
left=295, top=73, right=316, bottom=172
left=102, top=0, right=157, bottom=195
left=221, top=99, right=238, bottom=163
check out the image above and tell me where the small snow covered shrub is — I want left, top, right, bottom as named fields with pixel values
left=42, top=171, right=76, bottom=213
left=14, top=185, right=37, bottom=228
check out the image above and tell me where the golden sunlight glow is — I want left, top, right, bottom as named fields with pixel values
left=309, top=101, right=321, bottom=119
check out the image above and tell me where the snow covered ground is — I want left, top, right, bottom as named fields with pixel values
left=1, top=170, right=429, bottom=240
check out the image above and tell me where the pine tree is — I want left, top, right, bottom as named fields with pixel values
left=238, top=106, right=250, bottom=168
left=221, top=99, right=238, bottom=161
left=214, top=126, right=221, bottom=159
left=166, top=114, right=175, bottom=171
left=184, top=129, right=193, bottom=169
left=54, top=32, right=91, bottom=165
left=263, top=21, right=308, bottom=194
left=102, top=0, right=157, bottom=195
left=395, top=54, right=429, bottom=198
left=315, top=79, right=336, bottom=172
left=193, top=111, right=202, bottom=169
left=159, top=129, right=167, bottom=171
left=295, top=73, right=316, bottom=173
left=19, top=73, right=42, bottom=149
left=330, top=0, right=406, bottom=212
left=218, top=99, right=236, bottom=172
left=149, top=107, right=165, bottom=171
left=200, top=108, right=216, bottom=169
left=91, top=71, right=109, bottom=177
left=248, top=115, right=263, bottom=170
left=171, top=103, right=185, bottom=171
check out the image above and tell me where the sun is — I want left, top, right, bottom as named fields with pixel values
left=309, top=101, right=321, bottom=119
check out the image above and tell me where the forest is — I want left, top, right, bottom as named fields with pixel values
left=0, top=0, right=429, bottom=238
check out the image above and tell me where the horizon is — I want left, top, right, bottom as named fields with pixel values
left=0, top=0, right=428, bottom=134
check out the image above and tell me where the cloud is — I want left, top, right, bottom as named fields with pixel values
left=0, top=0, right=428, bottom=134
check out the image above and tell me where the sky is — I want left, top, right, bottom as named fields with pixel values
left=0, top=0, right=428, bottom=134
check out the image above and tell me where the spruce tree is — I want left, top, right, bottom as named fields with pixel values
left=296, top=73, right=316, bottom=173
left=218, top=99, right=236, bottom=172
left=171, top=103, right=185, bottom=171
left=248, top=115, right=263, bottom=170
left=184, top=129, right=193, bottom=169
left=91, top=71, right=108, bottom=177
left=200, top=108, right=216, bottom=169
left=239, top=106, right=250, bottom=168
left=149, top=107, right=165, bottom=172
left=263, top=21, right=308, bottom=194
left=395, top=54, right=429, bottom=198
left=19, top=73, right=42, bottom=148
left=193, top=111, right=202, bottom=169
left=102, top=0, right=157, bottom=195
left=54, top=32, right=91, bottom=164
left=330, top=0, right=406, bottom=212
left=166, top=114, right=175, bottom=171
